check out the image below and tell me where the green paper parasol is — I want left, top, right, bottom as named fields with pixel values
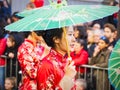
left=108, top=39, right=120, bottom=90
left=5, top=4, right=119, bottom=32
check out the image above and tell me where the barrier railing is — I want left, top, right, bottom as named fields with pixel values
left=1, top=55, right=113, bottom=90
left=77, top=65, right=112, bottom=90
left=0, top=55, right=21, bottom=88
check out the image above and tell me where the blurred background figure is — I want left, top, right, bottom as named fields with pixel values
left=87, top=30, right=95, bottom=58
left=103, top=23, right=117, bottom=51
left=0, top=17, right=9, bottom=90
left=0, top=0, right=11, bottom=21
left=93, top=29, right=103, bottom=45
left=92, top=23, right=101, bottom=31
left=73, top=25, right=88, bottom=51
left=71, top=39, right=88, bottom=79
left=30, top=0, right=44, bottom=8
left=11, top=12, right=22, bottom=23
left=108, top=0, right=119, bottom=28
left=26, top=2, right=36, bottom=10
left=89, top=36, right=111, bottom=90
left=4, top=77, right=17, bottom=90
left=4, top=34, right=23, bottom=77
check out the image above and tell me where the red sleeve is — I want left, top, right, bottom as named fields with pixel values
left=37, top=60, right=54, bottom=89
left=18, top=43, right=43, bottom=79
left=37, top=60, right=63, bottom=90
left=73, top=51, right=88, bottom=66
left=0, top=38, right=6, bottom=55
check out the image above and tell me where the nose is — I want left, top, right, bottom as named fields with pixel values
left=71, top=35, right=76, bottom=42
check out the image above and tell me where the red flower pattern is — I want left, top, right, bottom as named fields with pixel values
left=18, top=39, right=44, bottom=90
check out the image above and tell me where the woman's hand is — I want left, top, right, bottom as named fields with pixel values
left=8, top=52, right=14, bottom=59
left=93, top=46, right=100, bottom=57
left=60, top=61, right=76, bottom=90
left=64, top=61, right=76, bottom=78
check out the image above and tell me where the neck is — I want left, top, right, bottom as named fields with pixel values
left=54, top=47, right=66, bottom=56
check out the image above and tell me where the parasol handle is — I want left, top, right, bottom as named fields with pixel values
left=63, top=27, right=70, bottom=58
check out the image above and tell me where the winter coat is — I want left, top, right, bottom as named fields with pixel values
left=89, top=48, right=111, bottom=90
left=0, top=38, right=6, bottom=66
left=71, top=49, right=88, bottom=73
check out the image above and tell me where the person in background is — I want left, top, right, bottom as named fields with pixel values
left=0, top=18, right=8, bottom=90
left=87, top=30, right=96, bottom=58
left=4, top=33, right=23, bottom=76
left=4, top=77, right=16, bottom=90
left=73, top=26, right=88, bottom=51
left=103, top=23, right=117, bottom=51
left=92, top=23, right=101, bottom=31
left=5, top=34, right=17, bottom=77
left=93, top=29, right=103, bottom=45
left=89, top=36, right=111, bottom=90
left=11, top=12, right=22, bottom=23
left=109, top=0, right=119, bottom=28
left=0, top=0, right=11, bottom=21
left=71, top=39, right=88, bottom=79
left=31, top=0, right=44, bottom=8
left=17, top=31, right=45, bottom=90
left=37, top=28, right=76, bottom=90
left=26, top=2, right=36, bottom=10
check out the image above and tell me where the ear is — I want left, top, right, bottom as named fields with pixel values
left=53, top=37, right=60, bottom=44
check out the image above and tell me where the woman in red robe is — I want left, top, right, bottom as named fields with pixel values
left=37, top=28, right=76, bottom=90
left=17, top=31, right=44, bottom=90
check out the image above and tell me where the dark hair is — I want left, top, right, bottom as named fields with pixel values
left=12, top=12, right=23, bottom=19
left=8, top=34, right=15, bottom=43
left=23, top=31, right=44, bottom=38
left=76, top=39, right=85, bottom=45
left=0, top=1, right=3, bottom=7
left=76, top=39, right=86, bottom=50
left=0, top=18, right=7, bottom=38
left=104, top=23, right=116, bottom=33
left=74, top=26, right=87, bottom=39
left=43, top=28, right=63, bottom=48
left=100, top=36, right=109, bottom=44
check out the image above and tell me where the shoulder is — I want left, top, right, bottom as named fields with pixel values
left=81, top=49, right=88, bottom=55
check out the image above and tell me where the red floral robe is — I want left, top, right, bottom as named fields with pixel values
left=37, top=49, right=67, bottom=90
left=17, top=39, right=44, bottom=90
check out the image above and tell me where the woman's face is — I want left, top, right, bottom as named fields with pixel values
left=4, top=79, right=13, bottom=90
left=57, top=32, right=68, bottom=53
left=74, top=29, right=79, bottom=39
left=74, top=42, right=82, bottom=53
left=98, top=39, right=108, bottom=50
left=6, top=38, right=15, bottom=47
left=67, top=26, right=76, bottom=51
left=55, top=27, right=75, bottom=54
